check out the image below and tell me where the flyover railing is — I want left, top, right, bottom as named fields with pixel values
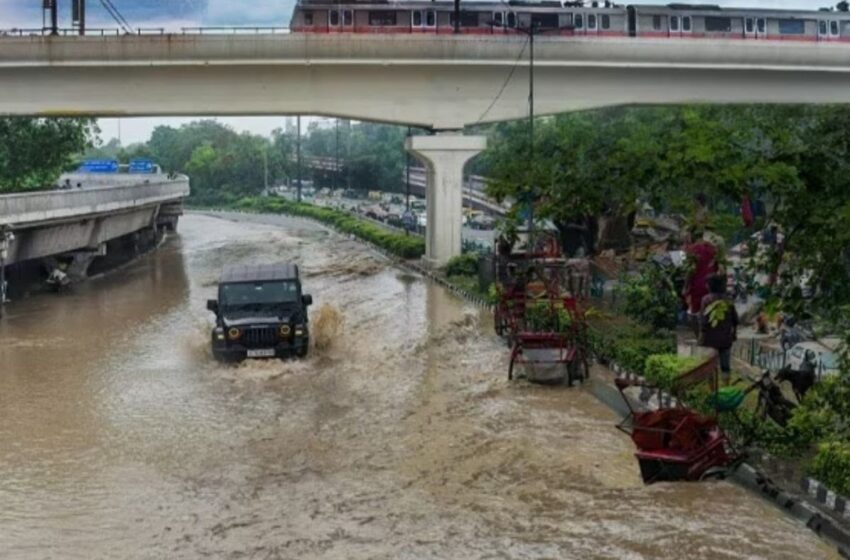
left=0, top=27, right=290, bottom=37
left=0, top=178, right=190, bottom=228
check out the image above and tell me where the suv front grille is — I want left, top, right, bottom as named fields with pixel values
left=241, top=326, right=278, bottom=349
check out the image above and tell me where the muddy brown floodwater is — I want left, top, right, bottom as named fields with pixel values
left=0, top=212, right=836, bottom=560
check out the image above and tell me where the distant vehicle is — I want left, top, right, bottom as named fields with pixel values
left=784, top=342, right=840, bottom=379
left=207, top=263, right=313, bottom=362
left=410, top=199, right=426, bottom=212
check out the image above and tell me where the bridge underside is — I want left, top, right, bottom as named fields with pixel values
left=5, top=63, right=850, bottom=130
left=3, top=36, right=850, bottom=128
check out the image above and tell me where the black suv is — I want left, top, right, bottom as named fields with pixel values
left=207, top=263, right=313, bottom=362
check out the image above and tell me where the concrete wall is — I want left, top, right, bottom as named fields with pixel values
left=2, top=35, right=850, bottom=129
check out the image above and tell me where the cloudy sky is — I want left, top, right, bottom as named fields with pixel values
left=0, top=0, right=829, bottom=144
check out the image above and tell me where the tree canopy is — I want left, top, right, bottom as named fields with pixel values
left=0, top=117, right=96, bottom=193
left=481, top=104, right=850, bottom=336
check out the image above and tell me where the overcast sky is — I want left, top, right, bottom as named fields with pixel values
left=0, top=0, right=833, bottom=145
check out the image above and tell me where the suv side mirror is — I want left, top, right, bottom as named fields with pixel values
left=302, top=294, right=313, bottom=307
left=206, top=299, right=218, bottom=314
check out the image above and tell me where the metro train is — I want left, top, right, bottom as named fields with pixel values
left=290, top=1, right=850, bottom=42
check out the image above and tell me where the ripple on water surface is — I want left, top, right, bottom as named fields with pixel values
left=0, top=213, right=837, bottom=559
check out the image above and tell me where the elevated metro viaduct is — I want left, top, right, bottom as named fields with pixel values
left=4, top=34, right=850, bottom=264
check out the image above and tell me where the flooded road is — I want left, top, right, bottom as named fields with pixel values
left=0, top=212, right=835, bottom=559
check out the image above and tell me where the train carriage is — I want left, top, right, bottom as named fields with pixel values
left=630, top=5, right=850, bottom=42
left=291, top=0, right=628, bottom=36
left=290, top=1, right=850, bottom=43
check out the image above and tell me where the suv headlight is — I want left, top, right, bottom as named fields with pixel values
left=279, top=325, right=291, bottom=337
left=227, top=327, right=242, bottom=340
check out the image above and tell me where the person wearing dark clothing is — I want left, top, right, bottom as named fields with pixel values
left=699, top=274, right=738, bottom=383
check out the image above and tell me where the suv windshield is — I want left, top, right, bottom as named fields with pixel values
left=220, top=281, right=299, bottom=314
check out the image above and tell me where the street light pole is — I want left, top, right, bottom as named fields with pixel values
left=405, top=126, right=412, bottom=212
left=335, top=118, right=340, bottom=191
left=0, top=228, right=13, bottom=319
left=296, top=115, right=302, bottom=203
left=528, top=27, right=535, bottom=257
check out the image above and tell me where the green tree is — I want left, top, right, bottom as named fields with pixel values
left=0, top=117, right=96, bottom=193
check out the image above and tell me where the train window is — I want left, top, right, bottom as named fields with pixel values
left=507, top=12, right=516, bottom=28
left=745, top=18, right=754, bottom=33
left=779, top=19, right=805, bottom=34
left=819, top=20, right=828, bottom=36
left=493, top=12, right=503, bottom=26
left=304, top=11, right=314, bottom=26
left=601, top=15, right=610, bottom=30
left=670, top=16, right=679, bottom=32
left=413, top=11, right=422, bottom=27
left=652, top=15, right=662, bottom=31
left=343, top=10, right=352, bottom=26
left=705, top=17, right=732, bottom=33
left=532, top=13, right=559, bottom=29
left=682, top=16, right=691, bottom=32
left=329, top=10, right=339, bottom=26
left=369, top=11, right=396, bottom=26
left=757, top=18, right=765, bottom=33
left=460, top=12, right=479, bottom=27
left=426, top=11, right=436, bottom=27
left=588, top=14, right=597, bottom=30
left=575, top=14, right=583, bottom=29
left=831, top=21, right=839, bottom=36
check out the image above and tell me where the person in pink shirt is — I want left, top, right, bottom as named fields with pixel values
left=683, top=227, right=718, bottom=330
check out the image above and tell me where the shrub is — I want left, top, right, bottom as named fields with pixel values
left=444, top=253, right=479, bottom=278
left=643, top=354, right=702, bottom=392
left=810, top=441, right=850, bottom=497
left=587, top=318, right=676, bottom=376
left=618, top=264, right=681, bottom=330
left=235, top=197, right=425, bottom=259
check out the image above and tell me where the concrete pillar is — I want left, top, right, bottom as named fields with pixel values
left=405, top=133, right=486, bottom=268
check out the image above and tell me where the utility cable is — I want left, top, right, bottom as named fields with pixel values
left=474, top=35, right=529, bottom=125
left=98, top=0, right=134, bottom=33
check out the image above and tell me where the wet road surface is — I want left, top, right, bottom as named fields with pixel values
left=0, top=212, right=836, bottom=559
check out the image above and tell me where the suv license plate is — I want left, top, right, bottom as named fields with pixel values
left=247, top=349, right=275, bottom=358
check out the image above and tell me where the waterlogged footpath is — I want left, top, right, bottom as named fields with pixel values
left=0, top=213, right=836, bottom=559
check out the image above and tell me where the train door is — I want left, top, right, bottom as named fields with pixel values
left=425, top=10, right=436, bottom=33
left=328, top=8, right=340, bottom=32
left=745, top=16, right=766, bottom=39
left=627, top=6, right=637, bottom=37
left=586, top=13, right=598, bottom=36
left=342, top=9, right=353, bottom=31
left=670, top=14, right=681, bottom=37
left=492, top=11, right=504, bottom=33
left=817, top=19, right=839, bottom=41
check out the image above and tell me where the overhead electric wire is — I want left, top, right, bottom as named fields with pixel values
left=98, top=0, right=134, bottom=33
left=474, top=35, right=529, bottom=125
left=473, top=0, right=530, bottom=125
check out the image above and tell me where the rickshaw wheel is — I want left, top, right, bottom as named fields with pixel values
left=568, top=356, right=589, bottom=386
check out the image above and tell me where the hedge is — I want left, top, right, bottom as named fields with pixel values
left=810, top=441, right=850, bottom=497
left=235, top=197, right=425, bottom=259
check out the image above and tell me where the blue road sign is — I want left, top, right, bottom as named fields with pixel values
left=79, top=159, right=119, bottom=173
left=129, top=159, right=156, bottom=174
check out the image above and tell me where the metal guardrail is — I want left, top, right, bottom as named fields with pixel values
left=0, top=27, right=289, bottom=37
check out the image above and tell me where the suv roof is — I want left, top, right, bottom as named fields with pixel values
left=219, top=263, right=299, bottom=283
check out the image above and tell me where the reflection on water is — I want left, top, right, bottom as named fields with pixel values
left=0, top=212, right=836, bottom=559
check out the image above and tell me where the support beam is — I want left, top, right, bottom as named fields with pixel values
left=406, top=133, right=486, bottom=267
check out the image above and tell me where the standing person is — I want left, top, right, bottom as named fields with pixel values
left=683, top=227, right=718, bottom=334
left=700, top=274, right=739, bottom=385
